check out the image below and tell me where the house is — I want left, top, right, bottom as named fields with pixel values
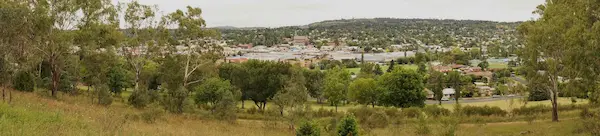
left=320, top=46, right=334, bottom=51
left=425, top=88, right=434, bottom=99
left=432, top=65, right=453, bottom=72
left=226, top=56, right=248, bottom=63
left=443, top=88, right=456, bottom=99
left=293, top=36, right=310, bottom=46
left=237, top=44, right=253, bottom=49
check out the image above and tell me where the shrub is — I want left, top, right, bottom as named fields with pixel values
left=161, top=87, right=189, bottom=114
left=214, top=92, right=237, bottom=121
left=296, top=121, right=321, bottom=136
left=578, top=108, right=600, bottom=135
left=528, top=88, right=550, bottom=101
left=96, top=85, right=113, bottom=106
left=402, top=107, right=422, bottom=118
left=313, top=108, right=337, bottom=118
left=128, top=89, right=152, bottom=109
left=461, top=105, right=507, bottom=116
left=246, top=107, right=259, bottom=114
left=347, top=106, right=376, bottom=123
left=511, top=105, right=551, bottom=116
left=365, top=111, right=389, bottom=129
left=383, top=108, right=401, bottom=118
left=13, top=71, right=34, bottom=92
left=423, top=105, right=450, bottom=118
left=337, top=115, right=359, bottom=136
left=140, top=105, right=165, bottom=124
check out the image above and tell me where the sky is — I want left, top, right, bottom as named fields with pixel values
left=112, top=0, right=545, bottom=28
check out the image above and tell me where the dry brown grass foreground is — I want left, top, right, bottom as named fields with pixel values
left=0, top=90, right=293, bottom=136
left=0, top=90, right=594, bottom=136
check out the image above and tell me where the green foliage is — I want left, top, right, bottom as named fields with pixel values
left=296, top=121, right=321, bottom=136
left=13, top=71, right=34, bottom=92
left=128, top=88, right=155, bottom=109
left=139, top=106, right=165, bottom=124
left=477, top=60, right=489, bottom=70
left=107, top=66, right=130, bottom=95
left=302, top=69, right=325, bottom=102
left=214, top=91, right=237, bottom=121
left=378, top=68, right=426, bottom=108
left=460, top=105, right=507, bottom=116
left=427, top=70, right=445, bottom=104
left=161, top=87, right=190, bottom=114
left=194, top=78, right=236, bottom=110
left=337, top=115, right=359, bottom=136
left=95, top=85, right=113, bottom=106
left=323, top=66, right=350, bottom=111
left=386, top=60, right=395, bottom=72
left=511, top=105, right=551, bottom=116
left=348, top=78, right=381, bottom=107
left=528, top=87, right=550, bottom=101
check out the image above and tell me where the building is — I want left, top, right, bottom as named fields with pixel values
left=293, top=36, right=310, bottom=46
left=443, top=88, right=456, bottom=99
left=225, top=56, right=249, bottom=63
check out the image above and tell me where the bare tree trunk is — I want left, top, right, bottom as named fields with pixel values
left=51, top=59, right=60, bottom=98
left=551, top=91, right=559, bottom=122
left=2, top=86, right=5, bottom=102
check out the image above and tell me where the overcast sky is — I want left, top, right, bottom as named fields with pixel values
left=112, top=0, right=545, bottom=28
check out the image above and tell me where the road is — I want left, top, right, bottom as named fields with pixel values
left=425, top=96, right=524, bottom=104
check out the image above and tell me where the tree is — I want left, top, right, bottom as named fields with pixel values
left=478, top=60, right=489, bottom=71
left=516, top=0, right=599, bottom=121
left=427, top=70, right=445, bottom=105
left=348, top=78, right=381, bottom=107
left=29, top=0, right=83, bottom=97
left=446, top=71, right=470, bottom=104
left=194, top=77, right=238, bottom=112
left=373, top=65, right=383, bottom=76
left=378, top=68, right=426, bottom=108
left=121, top=1, right=167, bottom=96
left=165, top=6, right=222, bottom=89
left=303, top=69, right=325, bottom=103
left=273, top=67, right=308, bottom=116
left=107, top=65, right=131, bottom=95
left=337, top=115, right=359, bottom=136
left=387, top=60, right=395, bottom=72
left=417, top=62, right=427, bottom=74
left=323, top=66, right=350, bottom=112
left=357, top=63, right=376, bottom=78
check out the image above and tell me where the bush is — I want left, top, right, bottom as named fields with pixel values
left=460, top=105, right=507, bottom=116
left=246, top=107, right=259, bottom=114
left=528, top=88, right=550, bottom=101
left=578, top=108, right=600, bottom=135
left=13, top=71, right=34, bottom=92
left=214, top=92, right=237, bottom=121
left=423, top=105, right=450, bottom=118
left=296, top=121, right=321, bottom=136
left=140, top=105, right=165, bottom=124
left=96, top=85, right=113, bottom=106
left=347, top=106, right=376, bottom=123
left=402, top=107, right=422, bottom=118
left=337, top=115, right=359, bottom=136
left=161, top=87, right=189, bottom=114
left=439, top=117, right=459, bottom=136
left=511, top=105, right=551, bottom=116
left=128, top=89, right=152, bottom=109
left=365, top=111, right=389, bottom=129
left=313, top=108, right=337, bottom=118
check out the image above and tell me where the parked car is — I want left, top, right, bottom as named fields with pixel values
left=492, top=95, right=501, bottom=98
left=507, top=94, right=516, bottom=97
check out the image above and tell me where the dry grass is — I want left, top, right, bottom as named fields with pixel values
left=0, top=89, right=594, bottom=136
